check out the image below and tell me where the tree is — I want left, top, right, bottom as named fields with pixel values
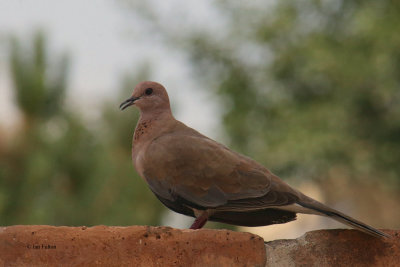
left=10, top=31, right=68, bottom=123
left=126, top=0, right=400, bottom=226
left=0, top=32, right=164, bottom=226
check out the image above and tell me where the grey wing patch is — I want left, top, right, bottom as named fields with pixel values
left=175, top=183, right=228, bottom=208
left=219, top=190, right=299, bottom=212
left=143, top=174, right=175, bottom=202
left=144, top=172, right=228, bottom=208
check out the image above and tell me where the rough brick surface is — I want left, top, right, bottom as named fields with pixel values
left=0, top=225, right=266, bottom=267
left=265, top=229, right=399, bottom=267
left=1, top=226, right=398, bottom=266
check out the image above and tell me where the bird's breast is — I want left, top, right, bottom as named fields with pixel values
left=133, top=120, right=153, bottom=142
left=132, top=146, right=146, bottom=179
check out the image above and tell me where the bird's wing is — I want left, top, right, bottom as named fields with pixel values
left=142, top=133, right=298, bottom=210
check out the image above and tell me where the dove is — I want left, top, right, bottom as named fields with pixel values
left=120, top=81, right=389, bottom=238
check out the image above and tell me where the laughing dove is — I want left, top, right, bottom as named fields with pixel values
left=120, top=81, right=388, bottom=238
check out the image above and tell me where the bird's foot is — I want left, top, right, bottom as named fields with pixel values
left=190, top=211, right=209, bottom=229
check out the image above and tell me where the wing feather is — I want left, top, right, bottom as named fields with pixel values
left=143, top=132, right=298, bottom=210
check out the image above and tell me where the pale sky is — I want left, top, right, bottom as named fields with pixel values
left=0, top=0, right=221, bottom=137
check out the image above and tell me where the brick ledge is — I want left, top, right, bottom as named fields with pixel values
left=0, top=225, right=398, bottom=266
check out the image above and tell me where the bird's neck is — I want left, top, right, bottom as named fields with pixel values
left=132, top=110, right=174, bottom=146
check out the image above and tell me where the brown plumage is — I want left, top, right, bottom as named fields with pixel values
left=120, top=81, right=389, bottom=238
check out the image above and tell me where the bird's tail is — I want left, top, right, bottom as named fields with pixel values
left=297, top=198, right=390, bottom=238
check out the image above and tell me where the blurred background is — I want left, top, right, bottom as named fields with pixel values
left=1, top=0, right=399, bottom=240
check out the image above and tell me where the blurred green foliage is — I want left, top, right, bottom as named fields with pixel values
left=178, top=1, right=400, bottom=188
left=0, top=32, right=164, bottom=226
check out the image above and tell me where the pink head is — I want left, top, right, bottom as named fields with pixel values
left=120, top=81, right=171, bottom=114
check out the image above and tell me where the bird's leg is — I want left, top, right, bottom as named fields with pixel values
left=190, top=210, right=209, bottom=229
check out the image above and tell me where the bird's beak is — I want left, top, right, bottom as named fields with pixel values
left=120, top=96, right=140, bottom=110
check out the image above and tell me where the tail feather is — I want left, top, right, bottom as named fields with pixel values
left=298, top=199, right=390, bottom=238
left=327, top=210, right=390, bottom=238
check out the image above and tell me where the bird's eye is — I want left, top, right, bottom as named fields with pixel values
left=145, top=88, right=153, bottom=95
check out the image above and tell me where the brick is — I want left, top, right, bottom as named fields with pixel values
left=0, top=225, right=266, bottom=267
left=265, top=229, right=398, bottom=267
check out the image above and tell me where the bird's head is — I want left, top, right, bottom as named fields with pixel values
left=120, top=81, right=171, bottom=113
